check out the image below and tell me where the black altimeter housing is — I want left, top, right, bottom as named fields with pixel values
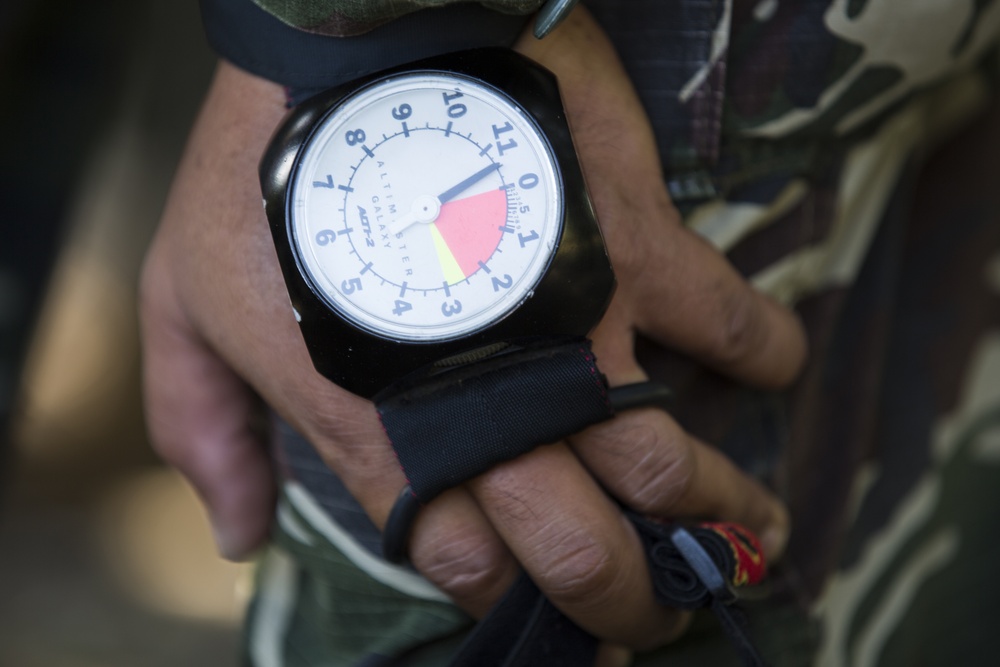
left=260, top=48, right=615, bottom=398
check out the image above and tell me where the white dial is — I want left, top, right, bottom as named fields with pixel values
left=290, top=73, right=563, bottom=342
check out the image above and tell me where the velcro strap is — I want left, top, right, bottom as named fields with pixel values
left=375, top=337, right=614, bottom=503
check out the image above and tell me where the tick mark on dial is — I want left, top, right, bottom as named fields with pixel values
left=399, top=281, right=409, bottom=297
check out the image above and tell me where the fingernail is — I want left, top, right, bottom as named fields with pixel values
left=760, top=526, right=786, bottom=561
left=760, top=517, right=790, bottom=562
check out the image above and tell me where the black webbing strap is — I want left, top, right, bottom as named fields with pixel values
left=376, top=337, right=614, bottom=505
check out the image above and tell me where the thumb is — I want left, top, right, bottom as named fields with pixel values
left=140, top=246, right=276, bottom=560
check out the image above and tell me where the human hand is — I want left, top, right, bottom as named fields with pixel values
left=140, top=5, right=805, bottom=655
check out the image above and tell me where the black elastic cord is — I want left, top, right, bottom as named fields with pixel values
left=382, top=486, right=421, bottom=563
left=710, top=601, right=767, bottom=667
left=608, top=381, right=674, bottom=412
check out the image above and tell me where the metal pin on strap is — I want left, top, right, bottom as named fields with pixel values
left=533, top=0, right=580, bottom=38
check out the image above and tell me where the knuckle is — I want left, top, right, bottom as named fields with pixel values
left=623, top=427, right=695, bottom=514
left=704, top=288, right=766, bottom=366
left=583, top=415, right=696, bottom=515
left=532, top=532, right=621, bottom=607
left=415, top=531, right=511, bottom=602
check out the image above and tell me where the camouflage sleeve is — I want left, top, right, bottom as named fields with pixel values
left=199, top=0, right=531, bottom=91
left=251, top=0, right=544, bottom=36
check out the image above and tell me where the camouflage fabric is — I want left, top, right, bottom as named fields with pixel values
left=240, top=1, right=1000, bottom=665
left=251, top=0, right=543, bottom=36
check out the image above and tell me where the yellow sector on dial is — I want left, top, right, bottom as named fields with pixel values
left=430, top=223, right=466, bottom=284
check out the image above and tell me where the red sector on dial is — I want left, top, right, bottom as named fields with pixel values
left=432, top=188, right=509, bottom=281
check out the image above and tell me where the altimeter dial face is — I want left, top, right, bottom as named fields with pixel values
left=289, top=72, right=563, bottom=342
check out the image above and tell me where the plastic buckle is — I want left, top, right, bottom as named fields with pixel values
left=670, top=525, right=737, bottom=605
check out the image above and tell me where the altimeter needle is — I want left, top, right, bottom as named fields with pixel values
left=389, top=162, right=502, bottom=235
left=437, top=162, right=502, bottom=203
